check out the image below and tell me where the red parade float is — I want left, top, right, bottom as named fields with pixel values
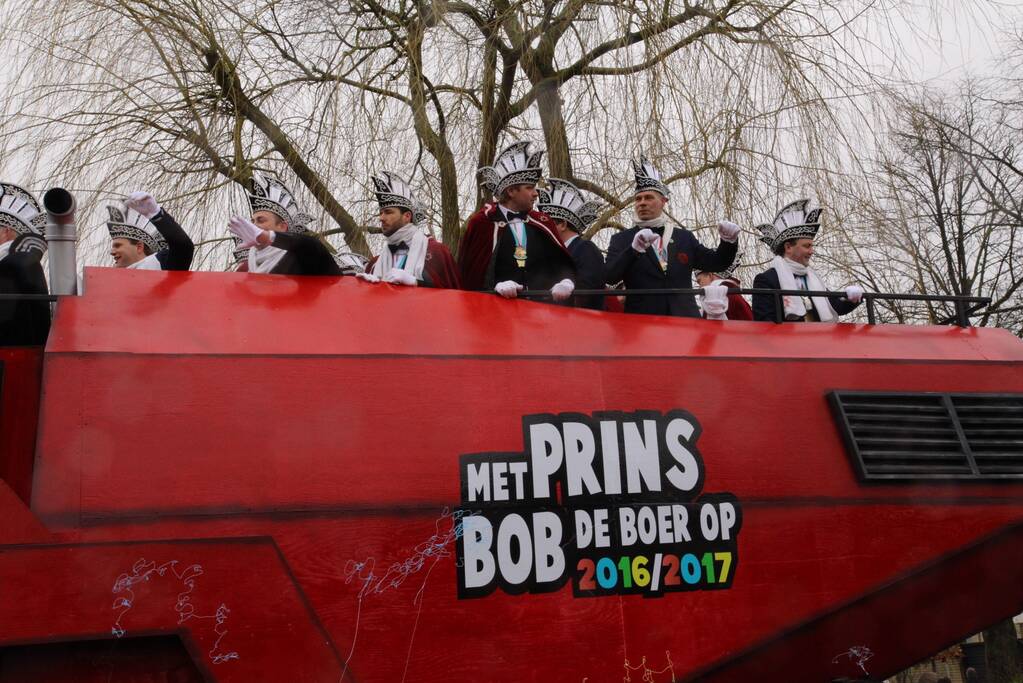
left=0, top=266, right=1021, bottom=682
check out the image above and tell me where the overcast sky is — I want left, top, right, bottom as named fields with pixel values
left=893, top=1, right=1022, bottom=82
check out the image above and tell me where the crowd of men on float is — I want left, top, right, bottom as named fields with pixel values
left=0, top=139, right=865, bottom=344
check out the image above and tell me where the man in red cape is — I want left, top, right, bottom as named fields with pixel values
left=694, top=252, right=754, bottom=321
left=357, top=171, right=459, bottom=289
left=458, top=141, right=576, bottom=303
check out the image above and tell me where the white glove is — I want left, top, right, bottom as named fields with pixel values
left=495, top=280, right=523, bottom=299
left=717, top=220, right=740, bottom=243
left=126, top=191, right=161, bottom=219
left=631, top=228, right=658, bottom=253
left=355, top=272, right=381, bottom=283
left=551, top=278, right=575, bottom=302
left=701, top=283, right=729, bottom=320
left=228, top=216, right=266, bottom=249
left=845, top=285, right=864, bottom=303
left=384, top=269, right=417, bottom=287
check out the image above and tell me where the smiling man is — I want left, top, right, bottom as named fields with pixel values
left=107, top=191, right=194, bottom=271
left=752, top=199, right=863, bottom=322
left=604, top=155, right=740, bottom=317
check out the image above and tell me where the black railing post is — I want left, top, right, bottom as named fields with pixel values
left=773, top=291, right=783, bottom=323
left=865, top=295, right=876, bottom=325
left=954, top=299, right=969, bottom=328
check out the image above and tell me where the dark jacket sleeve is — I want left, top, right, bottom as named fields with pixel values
left=151, top=210, right=194, bottom=271
left=272, top=232, right=342, bottom=276
left=574, top=240, right=605, bottom=290
left=752, top=270, right=781, bottom=323
left=829, top=294, right=861, bottom=316
left=605, top=230, right=638, bottom=285
left=690, top=237, right=738, bottom=274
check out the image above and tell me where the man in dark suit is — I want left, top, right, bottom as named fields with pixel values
left=752, top=199, right=863, bottom=323
left=0, top=182, right=49, bottom=346
left=537, top=178, right=606, bottom=310
left=604, top=155, right=740, bottom=317
left=106, top=191, right=194, bottom=271
left=228, top=173, right=340, bottom=276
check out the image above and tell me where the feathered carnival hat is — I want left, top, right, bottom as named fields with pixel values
left=478, top=141, right=545, bottom=198
left=632, top=155, right=670, bottom=197
left=756, top=199, right=821, bottom=253
left=106, top=204, right=167, bottom=254
left=695, top=250, right=743, bottom=281
left=248, top=173, right=309, bottom=233
left=371, top=171, right=430, bottom=225
left=0, top=182, right=46, bottom=237
left=537, top=178, right=602, bottom=234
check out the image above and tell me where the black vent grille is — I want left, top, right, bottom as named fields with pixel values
left=829, top=391, right=1023, bottom=481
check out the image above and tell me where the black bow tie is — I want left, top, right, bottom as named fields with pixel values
left=388, top=242, right=408, bottom=254
left=504, top=211, right=529, bottom=222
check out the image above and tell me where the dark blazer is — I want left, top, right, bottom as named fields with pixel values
left=752, top=267, right=859, bottom=322
left=268, top=232, right=342, bottom=276
left=566, top=236, right=605, bottom=310
left=151, top=210, right=194, bottom=271
left=0, top=234, right=50, bottom=346
left=605, top=225, right=737, bottom=317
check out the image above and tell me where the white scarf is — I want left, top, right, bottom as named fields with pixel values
left=127, top=253, right=163, bottom=271
left=247, top=244, right=287, bottom=274
left=771, top=255, right=836, bottom=322
left=371, top=222, right=428, bottom=280
left=0, top=240, right=10, bottom=262
left=633, top=215, right=672, bottom=271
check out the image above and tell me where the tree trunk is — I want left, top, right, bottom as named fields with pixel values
left=985, top=618, right=1023, bottom=683
left=535, top=78, right=573, bottom=179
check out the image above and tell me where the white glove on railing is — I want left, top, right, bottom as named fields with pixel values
left=845, top=285, right=864, bottom=303
left=631, top=228, right=658, bottom=253
left=551, top=278, right=575, bottom=302
left=126, top=191, right=161, bottom=219
left=355, top=272, right=381, bottom=283
left=701, top=283, right=729, bottom=320
left=717, top=220, right=740, bottom=243
left=495, top=280, right=523, bottom=299
left=384, top=269, right=417, bottom=287
left=228, top=216, right=266, bottom=249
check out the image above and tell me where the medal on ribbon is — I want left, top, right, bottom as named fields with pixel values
left=510, top=220, right=527, bottom=268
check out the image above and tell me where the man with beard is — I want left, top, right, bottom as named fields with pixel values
left=356, top=172, right=459, bottom=288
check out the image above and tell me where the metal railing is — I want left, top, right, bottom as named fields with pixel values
left=0, top=288, right=991, bottom=327
left=511, top=287, right=992, bottom=327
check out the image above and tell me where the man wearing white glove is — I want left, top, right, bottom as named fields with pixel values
left=752, top=199, right=863, bottom=323
left=358, top=172, right=460, bottom=288
left=605, top=155, right=739, bottom=317
left=230, top=173, right=339, bottom=276
left=457, top=140, right=576, bottom=303
left=107, top=191, right=194, bottom=271
left=694, top=252, right=753, bottom=321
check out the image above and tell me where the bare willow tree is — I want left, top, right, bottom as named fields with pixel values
left=0, top=0, right=912, bottom=270
left=831, top=83, right=1023, bottom=334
